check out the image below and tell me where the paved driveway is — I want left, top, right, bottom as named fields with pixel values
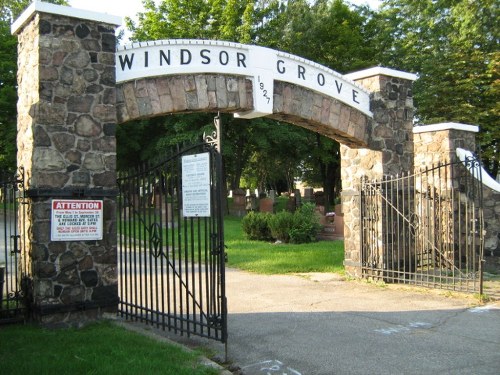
left=124, top=268, right=500, bottom=374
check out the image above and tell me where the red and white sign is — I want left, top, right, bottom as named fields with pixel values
left=51, top=199, right=103, bottom=241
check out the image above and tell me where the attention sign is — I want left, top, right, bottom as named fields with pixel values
left=51, top=199, right=103, bottom=241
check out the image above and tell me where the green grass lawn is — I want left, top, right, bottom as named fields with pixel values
left=0, top=214, right=343, bottom=374
left=0, top=321, right=219, bottom=375
left=224, top=216, right=344, bottom=274
left=118, top=213, right=345, bottom=275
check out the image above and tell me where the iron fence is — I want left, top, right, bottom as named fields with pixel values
left=360, top=157, right=484, bottom=293
left=117, top=143, right=227, bottom=344
left=0, top=169, right=28, bottom=324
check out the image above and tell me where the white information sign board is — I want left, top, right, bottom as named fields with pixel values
left=182, top=153, right=211, bottom=217
left=51, top=199, right=103, bottom=241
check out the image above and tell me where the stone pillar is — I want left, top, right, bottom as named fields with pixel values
left=303, top=187, right=314, bottom=203
left=413, top=122, right=478, bottom=167
left=12, top=3, right=121, bottom=326
left=231, top=188, right=246, bottom=217
left=413, top=123, right=500, bottom=268
left=340, top=67, right=417, bottom=276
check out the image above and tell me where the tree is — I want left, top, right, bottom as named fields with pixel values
left=0, top=20, right=17, bottom=172
left=376, top=0, right=499, bottom=176
left=276, top=0, right=378, bottom=73
left=0, top=0, right=68, bottom=173
left=300, top=133, right=341, bottom=209
left=241, top=120, right=311, bottom=193
left=121, top=0, right=380, bottom=204
left=271, top=0, right=377, bottom=206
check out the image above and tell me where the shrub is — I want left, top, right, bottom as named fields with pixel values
left=268, top=210, right=294, bottom=243
left=242, top=203, right=323, bottom=244
left=241, top=211, right=273, bottom=241
left=289, top=203, right=323, bottom=244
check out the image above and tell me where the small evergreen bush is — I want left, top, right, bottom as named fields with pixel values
left=268, top=210, right=294, bottom=243
left=241, top=211, right=273, bottom=241
left=289, top=203, right=322, bottom=244
left=241, top=203, right=322, bottom=244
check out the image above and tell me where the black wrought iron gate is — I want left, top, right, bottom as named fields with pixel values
left=117, top=143, right=227, bottom=344
left=0, top=170, right=27, bottom=324
left=360, top=157, right=484, bottom=294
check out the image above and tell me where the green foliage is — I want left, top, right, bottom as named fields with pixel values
left=268, top=210, right=294, bottom=243
left=276, top=0, right=378, bottom=73
left=245, top=203, right=322, bottom=244
left=120, top=0, right=378, bottom=192
left=300, top=133, right=341, bottom=209
left=376, top=0, right=500, bottom=176
left=0, top=21, right=17, bottom=172
left=289, top=203, right=322, bottom=244
left=225, top=216, right=344, bottom=274
left=241, top=211, right=273, bottom=241
left=241, top=121, right=311, bottom=192
left=116, top=113, right=215, bottom=169
left=0, top=0, right=68, bottom=173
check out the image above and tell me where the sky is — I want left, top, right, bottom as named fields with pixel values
left=69, top=0, right=382, bottom=36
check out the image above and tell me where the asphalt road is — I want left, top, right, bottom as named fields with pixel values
left=128, top=268, right=500, bottom=375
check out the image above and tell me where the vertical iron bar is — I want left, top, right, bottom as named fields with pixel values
left=177, top=156, right=184, bottom=335
left=165, top=159, right=172, bottom=330
left=385, top=176, right=391, bottom=282
left=159, top=169, right=165, bottom=331
left=118, top=176, right=124, bottom=317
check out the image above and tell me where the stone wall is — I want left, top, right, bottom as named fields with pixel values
left=15, top=11, right=119, bottom=326
left=340, top=71, right=415, bottom=276
left=413, top=127, right=477, bottom=168
left=414, top=125, right=500, bottom=271
left=116, top=74, right=253, bottom=123
left=270, top=82, right=370, bottom=148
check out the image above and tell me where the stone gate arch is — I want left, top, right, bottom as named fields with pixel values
left=115, top=40, right=373, bottom=148
left=12, top=2, right=416, bottom=325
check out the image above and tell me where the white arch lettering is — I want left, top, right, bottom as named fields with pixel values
left=116, top=40, right=372, bottom=119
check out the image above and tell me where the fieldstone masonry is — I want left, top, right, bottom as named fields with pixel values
left=116, top=75, right=254, bottom=123
left=340, top=70, right=416, bottom=276
left=13, top=4, right=498, bottom=325
left=13, top=5, right=120, bottom=326
left=414, top=124, right=500, bottom=270
left=270, top=82, right=370, bottom=148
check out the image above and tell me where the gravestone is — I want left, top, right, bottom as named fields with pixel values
left=231, top=188, right=246, bottom=217
left=303, top=187, right=314, bottom=203
left=259, top=198, right=274, bottom=213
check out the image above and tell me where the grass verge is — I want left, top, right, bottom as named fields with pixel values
left=224, top=216, right=344, bottom=274
left=0, top=320, right=219, bottom=375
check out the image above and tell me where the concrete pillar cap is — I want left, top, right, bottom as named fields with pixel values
left=413, top=122, right=479, bottom=134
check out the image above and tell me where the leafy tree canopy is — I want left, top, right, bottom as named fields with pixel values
left=0, top=0, right=67, bottom=173
left=376, top=0, right=499, bottom=175
left=121, top=0, right=376, bottom=208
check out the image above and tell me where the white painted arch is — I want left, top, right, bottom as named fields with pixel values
left=116, top=40, right=372, bottom=119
